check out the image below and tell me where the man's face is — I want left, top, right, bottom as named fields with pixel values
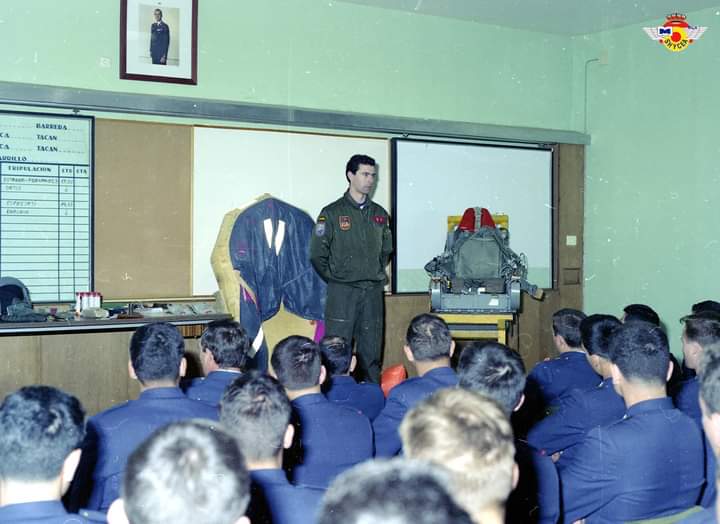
left=154, top=10, right=162, bottom=22
left=347, top=163, right=377, bottom=197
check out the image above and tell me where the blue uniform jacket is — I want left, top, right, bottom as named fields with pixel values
left=372, top=366, right=458, bottom=457
left=323, top=375, right=385, bottom=421
left=79, top=387, right=218, bottom=512
left=559, top=397, right=704, bottom=523
left=286, top=393, right=373, bottom=488
left=508, top=439, right=560, bottom=524
left=183, top=369, right=242, bottom=407
left=248, top=469, right=324, bottom=524
left=527, top=378, right=625, bottom=460
left=0, top=501, right=93, bottom=523
left=526, top=351, right=601, bottom=408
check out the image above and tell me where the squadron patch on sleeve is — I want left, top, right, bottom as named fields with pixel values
left=314, top=222, right=326, bottom=236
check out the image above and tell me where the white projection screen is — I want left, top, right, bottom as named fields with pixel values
left=392, top=138, right=554, bottom=293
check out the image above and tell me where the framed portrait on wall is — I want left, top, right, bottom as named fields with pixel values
left=120, top=0, right=198, bottom=84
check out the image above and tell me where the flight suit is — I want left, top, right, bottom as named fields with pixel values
left=310, top=191, right=392, bottom=383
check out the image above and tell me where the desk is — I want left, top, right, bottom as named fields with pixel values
left=436, top=313, right=514, bottom=344
left=0, top=314, right=230, bottom=415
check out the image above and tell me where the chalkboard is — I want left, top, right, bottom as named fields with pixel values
left=0, top=111, right=93, bottom=302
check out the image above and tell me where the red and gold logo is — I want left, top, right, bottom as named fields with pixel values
left=644, top=13, right=707, bottom=52
left=339, top=216, right=351, bottom=231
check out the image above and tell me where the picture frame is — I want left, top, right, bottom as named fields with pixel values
left=120, top=0, right=198, bottom=84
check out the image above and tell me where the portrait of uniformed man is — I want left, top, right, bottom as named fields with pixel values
left=149, top=8, right=170, bottom=65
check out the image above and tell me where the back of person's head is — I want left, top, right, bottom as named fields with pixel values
left=406, top=313, right=453, bottom=361
left=609, top=321, right=669, bottom=385
left=457, top=342, right=526, bottom=417
left=551, top=308, right=586, bottom=347
left=580, top=314, right=622, bottom=359
left=682, top=312, right=720, bottom=348
left=0, top=385, right=85, bottom=483
left=200, top=319, right=250, bottom=370
left=400, top=388, right=515, bottom=517
left=623, top=303, right=660, bottom=326
left=129, top=322, right=185, bottom=384
left=318, top=458, right=473, bottom=524
left=270, top=335, right=322, bottom=390
left=346, top=154, right=376, bottom=175
left=692, top=300, right=720, bottom=316
left=220, top=372, right=291, bottom=462
left=120, top=420, right=250, bottom=524
left=319, top=335, right=352, bottom=376
left=699, top=344, right=720, bottom=415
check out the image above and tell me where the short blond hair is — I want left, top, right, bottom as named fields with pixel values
left=400, top=388, right=515, bottom=516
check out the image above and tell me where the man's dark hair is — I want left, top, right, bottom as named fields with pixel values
left=682, top=312, right=720, bottom=348
left=346, top=154, right=376, bottom=175
left=580, top=314, right=622, bottom=359
left=609, top=321, right=669, bottom=385
left=623, top=304, right=660, bottom=326
left=700, top=344, right=720, bottom=414
left=457, top=342, right=526, bottom=416
left=319, top=335, right=352, bottom=375
left=200, top=319, right=251, bottom=369
left=220, top=372, right=291, bottom=462
left=129, top=322, right=185, bottom=384
left=123, top=420, right=250, bottom=524
left=693, top=300, right=720, bottom=316
left=552, top=308, right=586, bottom=348
left=0, top=385, right=85, bottom=481
left=154, top=8, right=162, bottom=16
left=271, top=335, right=322, bottom=390
left=406, top=313, right=453, bottom=361
left=318, top=459, right=473, bottom=524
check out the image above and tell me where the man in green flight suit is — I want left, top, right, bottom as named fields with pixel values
left=310, top=154, right=392, bottom=383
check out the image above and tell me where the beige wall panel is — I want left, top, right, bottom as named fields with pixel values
left=0, top=336, right=41, bottom=399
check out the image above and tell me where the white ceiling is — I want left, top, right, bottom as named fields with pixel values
left=334, top=0, right=720, bottom=35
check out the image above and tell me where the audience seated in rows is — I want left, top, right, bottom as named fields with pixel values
left=528, top=314, right=625, bottom=464
left=373, top=313, right=458, bottom=457
left=70, top=322, right=218, bottom=512
left=400, top=387, right=515, bottom=524
left=458, top=341, right=559, bottom=524
left=318, top=458, right=474, bottom=524
left=271, top=335, right=373, bottom=488
left=183, top=318, right=250, bottom=406
left=319, top=335, right=385, bottom=421
left=525, top=308, right=600, bottom=414
left=0, top=386, right=102, bottom=524
left=107, top=420, right=250, bottom=524
left=559, top=321, right=704, bottom=522
left=220, top=372, right=324, bottom=524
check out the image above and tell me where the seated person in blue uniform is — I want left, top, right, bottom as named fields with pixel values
left=271, top=335, right=373, bottom=488
left=373, top=313, right=458, bottom=457
left=319, top=335, right=385, bottom=421
left=183, top=318, right=250, bottom=406
left=220, top=371, right=324, bottom=524
left=676, top=311, right=720, bottom=508
left=525, top=308, right=599, bottom=416
left=0, top=385, right=99, bottom=524
left=106, top=420, right=250, bottom=524
left=559, top=321, right=705, bottom=523
left=72, top=322, right=219, bottom=513
left=400, top=388, right=516, bottom=524
left=528, top=314, right=625, bottom=464
left=678, top=342, right=720, bottom=523
left=457, top=342, right=559, bottom=524
left=318, top=458, right=474, bottom=524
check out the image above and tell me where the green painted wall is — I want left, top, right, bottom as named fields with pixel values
left=1, top=1, right=574, bottom=129
left=578, top=7, right=720, bottom=352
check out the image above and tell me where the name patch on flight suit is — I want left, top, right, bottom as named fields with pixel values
left=372, top=215, right=386, bottom=225
left=339, top=216, right=351, bottom=231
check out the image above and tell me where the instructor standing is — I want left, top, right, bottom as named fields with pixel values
left=310, top=155, right=392, bottom=383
